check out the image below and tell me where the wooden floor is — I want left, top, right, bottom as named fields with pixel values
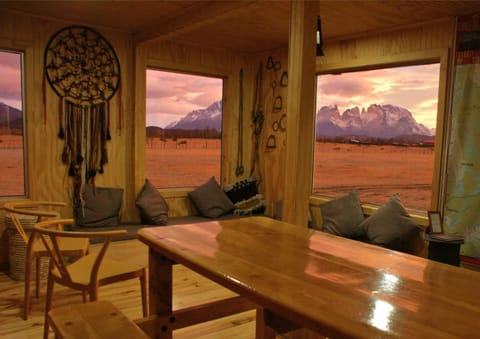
left=0, top=239, right=258, bottom=338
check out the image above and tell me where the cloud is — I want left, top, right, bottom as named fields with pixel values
left=318, top=74, right=373, bottom=97
left=0, top=51, right=22, bottom=109
left=146, top=69, right=222, bottom=127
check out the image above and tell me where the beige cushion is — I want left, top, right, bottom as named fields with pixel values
left=189, top=177, right=234, bottom=218
left=136, top=179, right=169, bottom=225
left=319, top=190, right=365, bottom=239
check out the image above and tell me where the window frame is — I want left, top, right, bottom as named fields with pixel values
left=0, top=48, right=28, bottom=198
left=313, top=49, right=450, bottom=212
left=144, top=66, right=225, bottom=189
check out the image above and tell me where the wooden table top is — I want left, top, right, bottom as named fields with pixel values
left=137, top=216, right=480, bottom=338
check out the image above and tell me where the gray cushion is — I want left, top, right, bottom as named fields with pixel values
left=189, top=176, right=234, bottom=218
left=136, top=179, right=169, bottom=225
left=319, top=190, right=365, bottom=238
left=75, top=185, right=123, bottom=227
left=361, top=195, right=422, bottom=253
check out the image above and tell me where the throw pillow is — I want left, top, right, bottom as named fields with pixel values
left=189, top=176, right=234, bottom=218
left=360, top=195, right=422, bottom=253
left=318, top=190, right=365, bottom=239
left=75, top=185, right=123, bottom=227
left=136, top=179, right=169, bottom=225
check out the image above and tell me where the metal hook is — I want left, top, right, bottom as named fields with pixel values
left=280, top=71, right=288, bottom=87
left=273, top=96, right=282, bottom=112
left=266, top=134, right=276, bottom=148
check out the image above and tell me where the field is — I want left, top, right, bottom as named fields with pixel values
left=145, top=138, right=221, bottom=188
left=0, top=135, right=434, bottom=211
left=146, top=138, right=434, bottom=212
left=313, top=142, right=434, bottom=212
left=0, top=135, right=24, bottom=197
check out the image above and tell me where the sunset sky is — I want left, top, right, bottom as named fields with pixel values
left=146, top=69, right=222, bottom=127
left=0, top=51, right=22, bottom=110
left=316, top=63, right=440, bottom=129
left=1, top=50, right=439, bottom=129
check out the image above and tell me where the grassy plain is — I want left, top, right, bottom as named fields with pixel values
left=313, top=141, right=434, bottom=211
left=0, top=135, right=434, bottom=211
left=0, top=135, right=24, bottom=196
left=145, top=138, right=221, bottom=188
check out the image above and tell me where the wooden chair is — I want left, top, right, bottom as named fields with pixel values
left=3, top=201, right=90, bottom=320
left=33, top=218, right=148, bottom=339
left=48, top=300, right=149, bottom=339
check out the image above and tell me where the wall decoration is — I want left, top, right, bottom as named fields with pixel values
left=44, top=25, right=121, bottom=211
left=235, top=68, right=245, bottom=177
left=250, top=63, right=264, bottom=179
left=444, top=13, right=480, bottom=258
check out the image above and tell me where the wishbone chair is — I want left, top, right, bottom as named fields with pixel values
left=4, top=201, right=89, bottom=320
left=34, top=218, right=148, bottom=339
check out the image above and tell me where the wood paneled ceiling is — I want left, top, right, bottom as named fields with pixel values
left=0, top=0, right=477, bottom=53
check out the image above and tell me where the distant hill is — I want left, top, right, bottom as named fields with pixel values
left=316, top=104, right=435, bottom=140
left=0, top=102, right=23, bottom=133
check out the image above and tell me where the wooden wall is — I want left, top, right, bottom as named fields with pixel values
left=0, top=12, right=128, bottom=268
left=0, top=8, right=458, bottom=271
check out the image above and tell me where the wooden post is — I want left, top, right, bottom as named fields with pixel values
left=282, top=0, right=318, bottom=227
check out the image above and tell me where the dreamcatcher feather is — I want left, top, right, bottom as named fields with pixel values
left=44, top=25, right=120, bottom=214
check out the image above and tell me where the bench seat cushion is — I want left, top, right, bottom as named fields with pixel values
left=75, top=214, right=243, bottom=243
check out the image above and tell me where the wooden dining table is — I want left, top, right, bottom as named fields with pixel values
left=136, top=216, right=480, bottom=338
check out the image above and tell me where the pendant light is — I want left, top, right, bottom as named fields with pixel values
left=316, top=16, right=324, bottom=56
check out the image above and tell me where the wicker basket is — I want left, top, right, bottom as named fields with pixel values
left=6, top=214, right=49, bottom=281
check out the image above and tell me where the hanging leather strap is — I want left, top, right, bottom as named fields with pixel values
left=236, top=69, right=244, bottom=177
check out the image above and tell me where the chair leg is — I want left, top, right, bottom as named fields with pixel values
left=89, top=286, right=99, bottom=302
left=140, top=268, right=148, bottom=317
left=36, top=256, right=41, bottom=298
left=43, top=276, right=54, bottom=339
left=24, top=255, right=32, bottom=320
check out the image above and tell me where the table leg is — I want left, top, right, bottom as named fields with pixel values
left=256, top=307, right=276, bottom=339
left=147, top=248, right=174, bottom=338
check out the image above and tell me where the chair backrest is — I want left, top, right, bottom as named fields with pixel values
left=33, top=218, right=127, bottom=285
left=4, top=201, right=67, bottom=244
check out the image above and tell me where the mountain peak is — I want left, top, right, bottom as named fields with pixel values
left=166, top=100, right=222, bottom=131
left=316, top=104, right=433, bottom=139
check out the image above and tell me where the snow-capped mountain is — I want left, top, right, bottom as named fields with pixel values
left=316, top=104, right=434, bottom=138
left=162, top=101, right=434, bottom=140
left=166, top=100, right=222, bottom=131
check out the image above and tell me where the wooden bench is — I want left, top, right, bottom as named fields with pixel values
left=47, top=300, right=149, bottom=339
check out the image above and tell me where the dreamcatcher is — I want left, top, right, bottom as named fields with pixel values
left=44, top=25, right=121, bottom=211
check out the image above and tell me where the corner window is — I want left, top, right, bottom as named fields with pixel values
left=314, top=63, right=440, bottom=212
left=145, top=69, right=223, bottom=188
left=0, top=50, right=26, bottom=197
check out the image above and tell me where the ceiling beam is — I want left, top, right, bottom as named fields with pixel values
left=133, top=0, right=257, bottom=45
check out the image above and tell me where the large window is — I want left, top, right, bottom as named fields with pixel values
left=145, top=69, right=223, bottom=188
left=314, top=63, right=440, bottom=212
left=0, top=50, right=25, bottom=197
